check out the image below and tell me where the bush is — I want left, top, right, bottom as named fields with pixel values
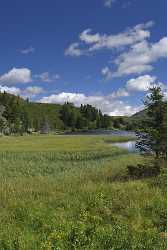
left=127, top=163, right=160, bottom=179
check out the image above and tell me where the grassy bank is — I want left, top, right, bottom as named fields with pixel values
left=0, top=135, right=166, bottom=249
left=0, top=134, right=135, bottom=152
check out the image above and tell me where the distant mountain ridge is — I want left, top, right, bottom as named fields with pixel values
left=131, top=109, right=147, bottom=119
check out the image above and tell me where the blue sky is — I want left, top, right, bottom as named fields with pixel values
left=0, top=0, right=167, bottom=115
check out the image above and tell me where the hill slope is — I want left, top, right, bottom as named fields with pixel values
left=0, top=92, right=114, bottom=133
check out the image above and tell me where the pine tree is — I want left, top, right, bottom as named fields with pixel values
left=136, top=86, right=166, bottom=159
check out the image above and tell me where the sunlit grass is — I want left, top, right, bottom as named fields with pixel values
left=0, top=135, right=166, bottom=249
left=0, top=134, right=134, bottom=152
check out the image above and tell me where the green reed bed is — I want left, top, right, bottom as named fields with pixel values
left=0, top=135, right=166, bottom=249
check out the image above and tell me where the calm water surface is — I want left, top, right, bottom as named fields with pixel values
left=111, top=141, right=137, bottom=153
left=65, top=130, right=136, bottom=137
left=65, top=130, right=138, bottom=153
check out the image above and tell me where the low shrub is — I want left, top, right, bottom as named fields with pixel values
left=127, top=163, right=160, bottom=179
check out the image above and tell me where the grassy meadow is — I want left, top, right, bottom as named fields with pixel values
left=0, top=135, right=167, bottom=249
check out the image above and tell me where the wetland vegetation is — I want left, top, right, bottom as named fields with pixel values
left=0, top=87, right=167, bottom=249
left=0, top=134, right=166, bottom=249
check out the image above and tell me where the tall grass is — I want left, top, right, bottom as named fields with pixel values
left=0, top=135, right=166, bottom=249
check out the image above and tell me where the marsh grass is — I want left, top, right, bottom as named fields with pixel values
left=0, top=135, right=166, bottom=249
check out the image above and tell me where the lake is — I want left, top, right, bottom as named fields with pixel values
left=64, top=130, right=136, bottom=137
left=64, top=130, right=138, bottom=153
left=111, top=140, right=137, bottom=153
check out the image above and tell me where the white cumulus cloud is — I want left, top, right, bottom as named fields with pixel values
left=0, top=68, right=32, bottom=85
left=0, top=85, right=44, bottom=97
left=39, top=92, right=141, bottom=116
left=0, top=85, right=21, bottom=95
left=107, top=37, right=167, bottom=78
left=113, top=75, right=167, bottom=99
left=65, top=21, right=167, bottom=80
left=126, top=75, right=157, bottom=92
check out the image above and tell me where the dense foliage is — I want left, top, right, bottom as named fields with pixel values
left=0, top=92, right=129, bottom=134
left=136, top=87, right=167, bottom=161
left=126, top=87, right=167, bottom=180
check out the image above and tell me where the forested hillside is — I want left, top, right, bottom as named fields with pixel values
left=0, top=92, right=128, bottom=134
left=127, top=102, right=167, bottom=131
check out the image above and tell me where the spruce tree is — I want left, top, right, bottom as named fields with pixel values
left=136, top=86, right=166, bottom=159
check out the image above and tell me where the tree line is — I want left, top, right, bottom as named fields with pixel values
left=0, top=92, right=128, bottom=134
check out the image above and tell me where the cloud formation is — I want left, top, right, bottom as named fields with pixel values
left=0, top=85, right=45, bottom=98
left=126, top=75, right=157, bottom=92
left=111, top=37, right=167, bottom=77
left=39, top=92, right=141, bottom=116
left=0, top=68, right=32, bottom=85
left=113, top=75, right=167, bottom=100
left=65, top=21, right=167, bottom=79
left=34, top=72, right=60, bottom=83
left=0, top=85, right=21, bottom=95
left=104, top=0, right=115, bottom=8
left=0, top=68, right=61, bottom=86
left=101, top=67, right=113, bottom=80
left=20, top=46, right=35, bottom=54
left=24, top=86, right=44, bottom=96
left=65, top=43, right=84, bottom=57
left=65, top=21, right=153, bottom=57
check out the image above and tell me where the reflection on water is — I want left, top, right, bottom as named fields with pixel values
left=112, top=141, right=137, bottom=153
left=64, top=129, right=138, bottom=153
left=65, top=130, right=136, bottom=137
